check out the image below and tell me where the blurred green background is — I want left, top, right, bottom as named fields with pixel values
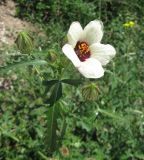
left=0, top=0, right=144, bottom=159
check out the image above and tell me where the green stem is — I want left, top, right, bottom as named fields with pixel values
left=38, top=151, right=49, bottom=160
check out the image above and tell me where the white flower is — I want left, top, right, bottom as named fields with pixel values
left=62, top=20, right=116, bottom=78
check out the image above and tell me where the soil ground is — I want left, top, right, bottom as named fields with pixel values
left=0, top=0, right=39, bottom=46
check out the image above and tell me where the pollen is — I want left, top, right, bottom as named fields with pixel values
left=74, top=41, right=91, bottom=61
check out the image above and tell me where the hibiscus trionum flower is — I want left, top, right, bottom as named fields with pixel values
left=62, top=20, right=116, bottom=78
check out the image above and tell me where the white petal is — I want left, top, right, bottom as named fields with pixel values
left=78, top=58, right=104, bottom=78
left=83, top=20, right=103, bottom=45
left=62, top=44, right=81, bottom=67
left=67, top=22, right=83, bottom=48
left=90, top=43, right=116, bottom=66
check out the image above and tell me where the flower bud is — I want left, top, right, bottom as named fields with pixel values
left=82, top=82, right=99, bottom=101
left=48, top=51, right=57, bottom=62
left=15, top=31, right=33, bottom=54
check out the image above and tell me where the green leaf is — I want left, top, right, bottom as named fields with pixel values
left=134, top=153, right=144, bottom=160
left=45, top=104, right=59, bottom=154
left=62, top=79, right=82, bottom=86
left=97, top=108, right=124, bottom=121
left=43, top=80, right=59, bottom=92
left=43, top=80, right=59, bottom=86
left=0, top=127, right=19, bottom=142
left=0, top=59, right=47, bottom=73
left=48, top=81, right=62, bottom=106
left=44, top=81, right=63, bottom=154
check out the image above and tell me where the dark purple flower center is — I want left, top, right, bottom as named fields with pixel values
left=74, top=41, right=91, bottom=62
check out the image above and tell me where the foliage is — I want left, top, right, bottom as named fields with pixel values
left=0, top=0, right=144, bottom=159
left=14, top=0, right=96, bottom=25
